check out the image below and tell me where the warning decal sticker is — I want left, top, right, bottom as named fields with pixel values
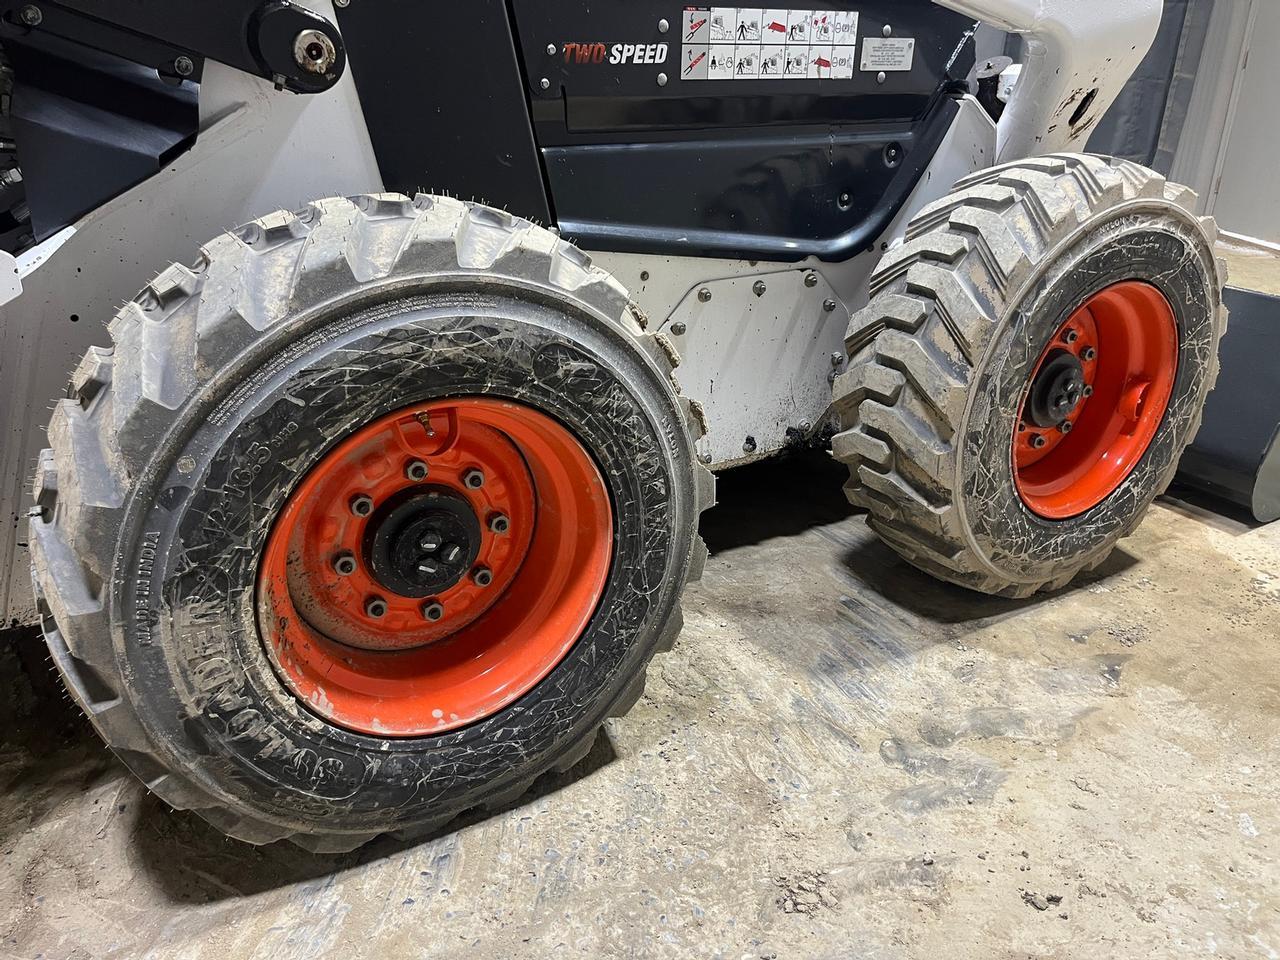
left=681, top=8, right=878, bottom=81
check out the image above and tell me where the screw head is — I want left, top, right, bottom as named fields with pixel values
left=421, top=600, right=444, bottom=622
left=697, top=287, right=712, bottom=302
left=1031, top=434, right=1048, bottom=449
left=540, top=77, right=551, bottom=90
left=803, top=272, right=818, bottom=287
left=546, top=43, right=556, bottom=55
left=753, top=279, right=767, bottom=297
left=488, top=513, right=510, bottom=534
left=333, top=552, right=357, bottom=576
left=350, top=494, right=374, bottom=517
left=19, top=4, right=41, bottom=26
left=1082, top=346, right=1097, bottom=361
left=462, top=468, right=485, bottom=489
left=174, top=55, right=195, bottom=77
left=472, top=566, right=493, bottom=587
left=365, top=596, right=388, bottom=618
left=405, top=459, right=429, bottom=481
left=670, top=321, right=687, bottom=336
left=658, top=17, right=670, bottom=33
left=657, top=72, right=668, bottom=86
left=823, top=298, right=837, bottom=313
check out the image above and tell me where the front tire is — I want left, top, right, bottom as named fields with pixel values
left=30, top=195, right=712, bottom=850
left=832, top=154, right=1227, bottom=597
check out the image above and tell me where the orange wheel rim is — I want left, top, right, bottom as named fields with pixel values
left=1013, top=281, right=1178, bottom=520
left=257, top=398, right=613, bottom=736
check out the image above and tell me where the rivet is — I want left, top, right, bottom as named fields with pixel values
left=546, top=43, right=557, bottom=55
left=658, top=18, right=670, bottom=33
left=877, top=71, right=886, bottom=84
left=657, top=72, right=669, bottom=86
left=882, top=23, right=893, bottom=37
left=540, top=77, right=551, bottom=90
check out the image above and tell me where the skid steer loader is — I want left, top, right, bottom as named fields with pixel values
left=0, top=0, right=1226, bottom=850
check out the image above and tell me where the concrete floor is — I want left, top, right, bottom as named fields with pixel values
left=2, top=452, right=1278, bottom=959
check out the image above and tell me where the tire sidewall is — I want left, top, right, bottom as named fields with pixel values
left=961, top=208, right=1218, bottom=585
left=112, top=288, right=694, bottom=833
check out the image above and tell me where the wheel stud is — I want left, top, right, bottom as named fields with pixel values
left=1082, top=346, right=1097, bottom=361
left=462, top=468, right=485, bottom=489
left=471, top=566, right=493, bottom=587
left=1063, top=328, right=1079, bottom=344
left=488, top=513, right=510, bottom=534
left=333, top=552, right=357, bottom=576
left=421, top=600, right=444, bottom=622
left=350, top=494, right=374, bottom=517
left=1031, top=434, right=1048, bottom=449
left=405, top=459, right=429, bottom=482
left=365, top=596, right=388, bottom=618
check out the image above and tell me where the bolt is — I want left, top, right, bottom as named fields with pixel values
left=883, top=23, right=893, bottom=37
left=828, top=370, right=839, bottom=383
left=1082, top=346, right=1097, bottom=361
left=1018, top=421, right=1027, bottom=432
left=798, top=419, right=812, bottom=432
left=742, top=435, right=757, bottom=454
left=658, top=17, right=670, bottom=33
left=1063, top=328, right=1079, bottom=344
left=174, top=55, right=195, bottom=77
left=405, top=459, right=429, bottom=481
left=670, top=321, right=687, bottom=335
left=421, top=600, right=444, bottom=622
left=1031, top=434, right=1048, bottom=449
left=546, top=43, right=556, bottom=55
left=540, top=77, right=551, bottom=90
left=1059, top=421, right=1074, bottom=434
left=462, top=468, right=485, bottom=489
left=838, top=192, right=851, bottom=207
left=440, top=542, right=462, bottom=564
left=334, top=0, right=349, bottom=6
left=19, top=5, right=41, bottom=26
left=877, top=71, right=886, bottom=84
left=804, top=272, right=818, bottom=287
left=365, top=596, right=388, bottom=618
left=753, top=279, right=767, bottom=297
left=419, top=530, right=442, bottom=551
left=640, top=270, right=650, bottom=281
left=333, top=552, right=357, bottom=576
left=823, top=298, right=837, bottom=312
left=1083, top=384, right=1094, bottom=398
left=657, top=72, right=668, bottom=86
left=699, top=452, right=713, bottom=464
left=472, top=566, right=493, bottom=587
left=293, top=28, right=336, bottom=74
left=697, top=287, right=712, bottom=302
left=831, top=352, right=844, bottom=367
left=350, top=494, right=374, bottom=517
left=488, top=513, right=510, bottom=534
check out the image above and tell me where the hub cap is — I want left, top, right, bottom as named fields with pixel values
left=257, top=398, right=614, bottom=736
left=1013, top=281, right=1178, bottom=519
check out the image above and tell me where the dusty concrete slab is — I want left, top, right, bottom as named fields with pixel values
left=2, top=453, right=1277, bottom=959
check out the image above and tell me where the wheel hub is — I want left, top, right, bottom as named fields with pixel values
left=1026, top=349, right=1086, bottom=428
left=365, top=486, right=480, bottom=596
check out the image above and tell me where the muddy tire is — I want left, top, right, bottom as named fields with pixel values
left=29, top=194, right=712, bottom=851
left=832, top=154, right=1227, bottom=597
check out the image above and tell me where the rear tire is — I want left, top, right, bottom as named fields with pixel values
left=832, top=154, right=1227, bottom=597
left=29, top=194, right=712, bottom=850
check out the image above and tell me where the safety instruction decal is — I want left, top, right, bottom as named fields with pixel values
left=683, top=8, right=891, bottom=80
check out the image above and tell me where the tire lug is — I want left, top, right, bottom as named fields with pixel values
left=365, top=596, right=388, bottom=618
left=462, top=468, right=485, bottom=489
left=405, top=459, right=429, bottom=482
left=471, top=566, right=493, bottom=587
left=333, top=552, right=357, bottom=576
left=350, top=494, right=374, bottom=517
left=421, top=600, right=444, bottom=622
left=488, top=513, right=510, bottom=534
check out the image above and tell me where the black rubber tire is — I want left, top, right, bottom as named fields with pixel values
left=28, top=194, right=713, bottom=851
left=832, top=154, right=1228, bottom=597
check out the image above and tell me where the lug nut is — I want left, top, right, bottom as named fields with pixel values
left=405, top=459, right=429, bottom=481
left=488, top=513, right=510, bottom=534
left=421, top=600, right=445, bottom=622
left=350, top=494, right=374, bottom=517
left=1082, top=346, right=1097, bottom=361
left=1083, top=384, right=1094, bottom=397
left=1059, top=421, right=1074, bottom=434
left=333, top=552, right=357, bottom=576
left=462, top=468, right=485, bottom=489
left=365, top=596, right=388, bottom=618
left=1063, top=328, right=1079, bottom=344
left=1031, top=434, right=1048, bottom=449
left=472, top=566, right=493, bottom=587
left=1017, top=421, right=1027, bottom=433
